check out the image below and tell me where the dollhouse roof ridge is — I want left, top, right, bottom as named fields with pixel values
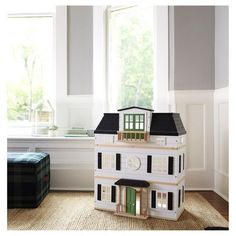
left=117, top=106, right=154, bottom=112
left=94, top=112, right=186, bottom=135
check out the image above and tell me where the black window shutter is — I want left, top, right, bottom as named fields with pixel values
left=151, top=190, right=156, bottom=208
left=182, top=186, right=184, bottom=202
left=179, top=155, right=181, bottom=173
left=183, top=153, right=185, bottom=170
left=168, top=192, right=173, bottom=210
left=111, top=186, right=116, bottom=202
left=116, top=154, right=121, bottom=170
left=178, top=189, right=181, bottom=207
left=168, top=156, right=174, bottom=175
left=98, top=152, right=102, bottom=169
left=97, top=184, right=101, bottom=201
left=147, top=155, right=152, bottom=173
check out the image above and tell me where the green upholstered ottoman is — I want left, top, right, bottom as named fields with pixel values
left=7, top=152, right=50, bottom=208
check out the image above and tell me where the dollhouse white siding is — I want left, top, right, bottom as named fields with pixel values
left=95, top=146, right=186, bottom=183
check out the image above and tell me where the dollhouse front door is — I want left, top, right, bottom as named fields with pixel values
left=126, top=187, right=136, bottom=215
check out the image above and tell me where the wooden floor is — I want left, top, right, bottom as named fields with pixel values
left=193, top=191, right=229, bottom=221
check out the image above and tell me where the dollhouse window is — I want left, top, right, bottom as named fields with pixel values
left=157, top=192, right=168, bottom=210
left=151, top=191, right=168, bottom=210
left=152, top=156, right=168, bottom=175
left=101, top=185, right=111, bottom=201
left=124, top=114, right=145, bottom=131
left=102, top=153, right=115, bottom=169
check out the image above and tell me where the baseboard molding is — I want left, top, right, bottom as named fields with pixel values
left=214, top=189, right=229, bottom=202
left=50, top=187, right=94, bottom=191
left=185, top=188, right=214, bottom=191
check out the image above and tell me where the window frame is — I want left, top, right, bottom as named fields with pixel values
left=7, top=12, right=56, bottom=134
left=124, top=114, right=145, bottom=131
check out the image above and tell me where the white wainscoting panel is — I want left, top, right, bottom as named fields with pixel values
left=7, top=137, right=95, bottom=191
left=174, top=90, right=214, bottom=190
left=214, top=87, right=228, bottom=201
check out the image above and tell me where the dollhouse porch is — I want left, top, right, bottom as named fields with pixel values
left=114, top=179, right=150, bottom=219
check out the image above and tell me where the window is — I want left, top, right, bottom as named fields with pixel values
left=157, top=192, right=168, bottom=210
left=124, top=114, right=144, bottom=131
left=151, top=190, right=168, bottom=210
left=7, top=14, right=54, bottom=127
left=152, top=156, right=168, bottom=175
left=102, top=153, right=115, bottom=169
left=107, top=6, right=154, bottom=111
left=101, top=185, right=111, bottom=201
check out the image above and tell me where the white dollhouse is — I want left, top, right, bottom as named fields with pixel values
left=94, top=106, right=186, bottom=220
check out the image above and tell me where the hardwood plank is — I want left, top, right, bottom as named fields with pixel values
left=188, top=191, right=229, bottom=221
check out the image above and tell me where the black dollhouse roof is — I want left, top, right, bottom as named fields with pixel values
left=115, top=178, right=150, bottom=187
left=94, top=113, right=119, bottom=135
left=94, top=112, right=186, bottom=136
left=150, top=113, right=186, bottom=136
left=118, top=106, right=154, bottom=112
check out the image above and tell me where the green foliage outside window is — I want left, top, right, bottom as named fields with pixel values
left=111, top=7, right=154, bottom=110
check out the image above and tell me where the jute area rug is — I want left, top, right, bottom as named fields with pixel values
left=8, top=191, right=228, bottom=230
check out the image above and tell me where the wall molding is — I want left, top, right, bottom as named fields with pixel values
left=174, top=90, right=214, bottom=190
left=214, top=86, right=228, bottom=201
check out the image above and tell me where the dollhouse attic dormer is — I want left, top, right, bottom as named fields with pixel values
left=117, top=106, right=154, bottom=142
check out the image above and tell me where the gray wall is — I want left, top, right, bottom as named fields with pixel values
left=67, top=6, right=93, bottom=95
left=215, top=6, right=229, bottom=89
left=170, top=6, right=215, bottom=90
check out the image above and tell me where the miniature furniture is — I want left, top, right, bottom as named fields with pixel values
left=94, top=106, right=186, bottom=220
left=7, top=152, right=50, bottom=208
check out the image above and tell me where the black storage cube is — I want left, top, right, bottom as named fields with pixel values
left=7, top=152, right=50, bottom=208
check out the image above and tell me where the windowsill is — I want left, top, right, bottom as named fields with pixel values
left=7, top=135, right=95, bottom=141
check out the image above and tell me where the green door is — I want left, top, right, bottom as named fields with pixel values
left=126, top=187, right=136, bottom=215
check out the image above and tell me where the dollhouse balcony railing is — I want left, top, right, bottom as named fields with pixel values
left=117, top=131, right=149, bottom=142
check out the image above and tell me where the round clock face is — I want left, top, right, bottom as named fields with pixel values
left=127, top=156, right=141, bottom=170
